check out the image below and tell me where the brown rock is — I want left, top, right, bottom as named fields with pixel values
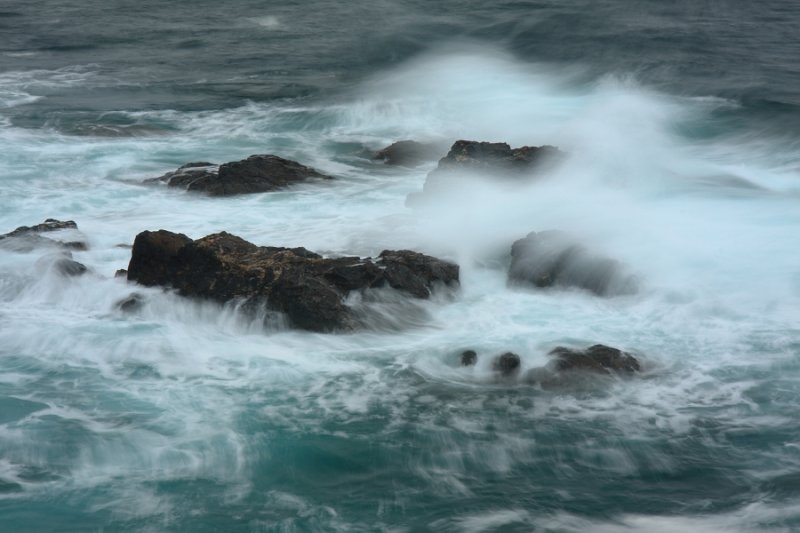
left=126, top=230, right=459, bottom=332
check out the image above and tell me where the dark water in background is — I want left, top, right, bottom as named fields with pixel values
left=3, top=1, right=800, bottom=128
left=1, top=1, right=800, bottom=532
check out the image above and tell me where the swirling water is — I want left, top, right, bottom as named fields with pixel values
left=1, top=1, right=800, bottom=531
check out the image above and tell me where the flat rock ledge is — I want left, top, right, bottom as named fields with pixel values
left=126, top=230, right=459, bottom=331
left=146, top=154, right=333, bottom=197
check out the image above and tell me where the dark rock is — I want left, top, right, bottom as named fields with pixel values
left=509, top=230, right=638, bottom=296
left=548, top=344, right=641, bottom=374
left=33, top=251, right=88, bottom=277
left=115, top=292, right=145, bottom=313
left=492, top=352, right=521, bottom=376
left=5, top=219, right=77, bottom=235
left=126, top=230, right=192, bottom=288
left=0, top=218, right=88, bottom=252
left=147, top=155, right=333, bottom=197
left=461, top=350, right=477, bottom=366
left=377, top=250, right=460, bottom=299
left=435, top=140, right=559, bottom=174
left=115, top=268, right=128, bottom=278
left=61, top=241, right=89, bottom=251
left=374, top=140, right=444, bottom=167
left=54, top=257, right=88, bottom=277
left=126, top=230, right=459, bottom=332
left=412, top=140, right=562, bottom=201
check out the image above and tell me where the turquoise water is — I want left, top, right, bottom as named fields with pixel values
left=2, top=2, right=800, bottom=531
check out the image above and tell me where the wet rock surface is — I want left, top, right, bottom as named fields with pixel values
left=53, top=256, right=88, bottom=277
left=460, top=350, right=478, bottom=366
left=126, top=230, right=459, bottom=331
left=147, top=155, right=333, bottom=197
left=373, top=140, right=444, bottom=167
left=33, top=251, right=88, bottom=278
left=547, top=344, right=641, bottom=374
left=434, top=140, right=560, bottom=175
left=411, top=140, right=562, bottom=200
left=509, top=230, right=638, bottom=296
left=115, top=292, right=146, bottom=313
left=492, top=352, right=522, bottom=376
left=0, top=219, right=88, bottom=252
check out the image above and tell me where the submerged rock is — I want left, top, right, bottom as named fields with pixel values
left=115, top=292, right=145, bottom=313
left=0, top=218, right=88, bottom=252
left=33, top=251, right=88, bottom=278
left=373, top=140, right=444, bottom=167
left=147, top=155, right=333, bottom=196
left=460, top=350, right=477, bottom=366
left=54, top=257, right=88, bottom=277
left=126, top=230, right=459, bottom=332
left=547, top=344, right=641, bottom=374
left=509, top=230, right=638, bottom=296
left=492, top=352, right=521, bottom=376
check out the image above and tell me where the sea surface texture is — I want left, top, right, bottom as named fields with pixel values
left=1, top=1, right=800, bottom=531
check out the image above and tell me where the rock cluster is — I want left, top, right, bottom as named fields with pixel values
left=126, top=230, right=459, bottom=331
left=461, top=344, right=642, bottom=381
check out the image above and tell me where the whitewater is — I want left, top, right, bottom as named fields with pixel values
left=2, top=7, right=800, bottom=532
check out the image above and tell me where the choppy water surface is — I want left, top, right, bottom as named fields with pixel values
left=1, top=2, right=800, bottom=531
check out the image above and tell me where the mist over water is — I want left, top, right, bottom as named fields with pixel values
left=2, top=2, right=800, bottom=531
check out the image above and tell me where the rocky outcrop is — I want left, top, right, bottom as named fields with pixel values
left=460, top=350, right=477, bottom=366
left=432, top=140, right=560, bottom=176
left=547, top=344, right=640, bottom=374
left=126, top=230, right=459, bottom=332
left=0, top=219, right=88, bottom=252
left=509, top=231, right=638, bottom=297
left=408, top=140, right=561, bottom=203
left=457, top=344, right=641, bottom=385
left=373, top=140, right=444, bottom=167
left=492, top=352, right=521, bottom=376
left=147, top=155, right=333, bottom=197
left=115, top=292, right=145, bottom=313
left=53, top=256, right=88, bottom=277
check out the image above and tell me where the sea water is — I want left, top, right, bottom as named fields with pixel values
left=1, top=1, right=800, bottom=531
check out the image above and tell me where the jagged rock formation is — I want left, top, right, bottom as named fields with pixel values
left=126, top=230, right=459, bottom=331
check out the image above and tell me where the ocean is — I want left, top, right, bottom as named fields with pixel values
left=1, top=1, right=800, bottom=531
